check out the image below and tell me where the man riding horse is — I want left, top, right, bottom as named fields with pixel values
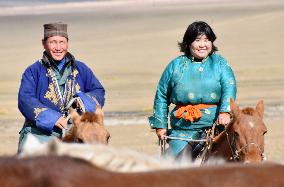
left=17, top=22, right=105, bottom=153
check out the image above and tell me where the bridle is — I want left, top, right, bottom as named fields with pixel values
left=225, top=130, right=264, bottom=161
left=62, top=97, right=86, bottom=137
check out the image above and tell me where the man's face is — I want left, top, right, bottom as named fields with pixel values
left=43, top=36, right=68, bottom=61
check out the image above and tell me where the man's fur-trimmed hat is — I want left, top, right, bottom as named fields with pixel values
left=43, top=22, right=68, bottom=39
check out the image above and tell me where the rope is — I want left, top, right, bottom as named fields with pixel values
left=164, top=136, right=208, bottom=142
left=158, top=121, right=219, bottom=164
left=158, top=139, right=166, bottom=156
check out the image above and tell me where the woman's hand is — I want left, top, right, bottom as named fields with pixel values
left=218, top=112, right=231, bottom=125
left=156, top=128, right=167, bottom=140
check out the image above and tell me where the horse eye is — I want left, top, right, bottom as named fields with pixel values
left=234, top=132, right=239, bottom=138
left=77, top=138, right=84, bottom=143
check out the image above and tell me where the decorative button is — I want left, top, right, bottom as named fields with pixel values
left=229, top=80, right=235, bottom=85
left=198, top=67, right=204, bottom=72
left=188, top=93, right=195, bottom=99
left=204, top=109, right=211, bottom=114
left=210, top=92, right=217, bottom=99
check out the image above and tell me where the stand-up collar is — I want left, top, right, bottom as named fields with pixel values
left=42, top=51, right=75, bottom=68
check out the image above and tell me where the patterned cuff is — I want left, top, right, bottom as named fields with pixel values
left=36, top=109, right=61, bottom=132
left=148, top=116, right=168, bottom=129
left=75, top=92, right=97, bottom=113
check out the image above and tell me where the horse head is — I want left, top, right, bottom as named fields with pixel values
left=230, top=99, right=267, bottom=163
left=63, top=107, right=110, bottom=145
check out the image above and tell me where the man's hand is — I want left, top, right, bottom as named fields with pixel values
left=156, top=128, right=167, bottom=140
left=55, top=116, right=68, bottom=130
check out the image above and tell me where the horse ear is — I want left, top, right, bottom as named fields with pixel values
left=255, top=100, right=264, bottom=119
left=230, top=98, right=240, bottom=117
left=93, top=107, right=104, bottom=125
left=69, top=108, right=81, bottom=126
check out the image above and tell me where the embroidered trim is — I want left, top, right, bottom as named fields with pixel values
left=73, top=69, right=79, bottom=77
left=34, top=108, right=47, bottom=119
left=44, top=83, right=59, bottom=105
left=44, top=64, right=78, bottom=111
left=65, top=79, right=73, bottom=106
left=75, top=83, right=81, bottom=92
left=91, top=95, right=99, bottom=105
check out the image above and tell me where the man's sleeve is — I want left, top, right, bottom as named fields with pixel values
left=75, top=64, right=105, bottom=113
left=18, top=66, right=61, bottom=132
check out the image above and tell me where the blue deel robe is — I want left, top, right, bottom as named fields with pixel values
left=18, top=53, right=105, bottom=134
left=148, top=54, right=237, bottom=157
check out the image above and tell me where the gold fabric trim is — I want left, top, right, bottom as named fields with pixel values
left=34, top=108, right=47, bottom=119
left=44, top=83, right=59, bottom=105
left=91, top=96, right=99, bottom=105
left=65, top=79, right=73, bottom=104
left=75, top=83, right=81, bottom=92
left=73, top=69, right=79, bottom=77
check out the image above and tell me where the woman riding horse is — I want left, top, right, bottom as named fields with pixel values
left=149, top=21, right=237, bottom=161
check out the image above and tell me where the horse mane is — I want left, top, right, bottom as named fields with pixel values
left=21, top=137, right=177, bottom=172
left=80, top=112, right=101, bottom=124
left=81, top=112, right=94, bottom=122
left=241, top=107, right=255, bottom=116
left=2, top=155, right=284, bottom=186
left=62, top=107, right=108, bottom=144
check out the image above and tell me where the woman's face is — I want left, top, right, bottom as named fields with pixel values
left=190, top=34, right=212, bottom=60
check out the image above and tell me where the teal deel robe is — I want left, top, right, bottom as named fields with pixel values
left=149, top=54, right=237, bottom=157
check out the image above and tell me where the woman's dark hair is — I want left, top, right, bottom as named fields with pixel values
left=178, top=21, right=218, bottom=57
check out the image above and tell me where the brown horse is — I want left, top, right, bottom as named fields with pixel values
left=62, top=107, right=110, bottom=144
left=208, top=99, right=267, bottom=163
left=0, top=155, right=283, bottom=187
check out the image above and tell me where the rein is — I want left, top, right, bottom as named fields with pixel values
left=223, top=122, right=264, bottom=161
left=62, top=97, right=86, bottom=137
left=158, top=136, right=209, bottom=157
left=158, top=119, right=265, bottom=163
left=164, top=136, right=208, bottom=142
left=224, top=130, right=264, bottom=161
left=159, top=121, right=218, bottom=162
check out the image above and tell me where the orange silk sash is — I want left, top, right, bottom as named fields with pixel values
left=175, top=104, right=216, bottom=122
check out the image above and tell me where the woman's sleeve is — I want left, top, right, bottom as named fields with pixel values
left=18, top=67, right=61, bottom=132
left=219, top=58, right=237, bottom=113
left=148, top=62, right=174, bottom=129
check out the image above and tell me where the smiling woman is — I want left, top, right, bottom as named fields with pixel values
left=148, top=21, right=237, bottom=162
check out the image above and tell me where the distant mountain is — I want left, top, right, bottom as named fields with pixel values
left=0, top=0, right=105, bottom=7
